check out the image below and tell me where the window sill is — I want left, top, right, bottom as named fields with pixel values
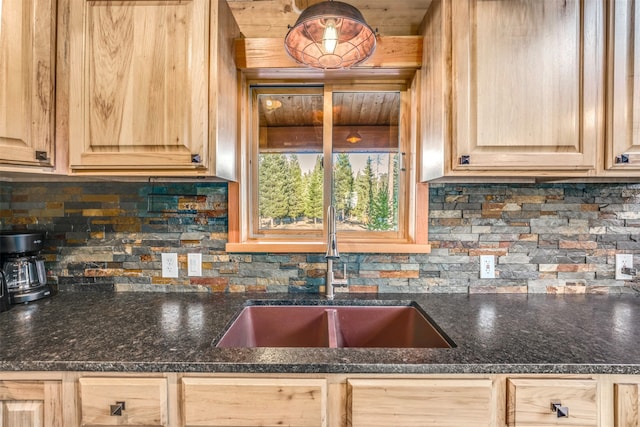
left=225, top=241, right=431, bottom=254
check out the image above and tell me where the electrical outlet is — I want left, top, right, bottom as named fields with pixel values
left=616, top=254, right=634, bottom=280
left=188, top=253, right=202, bottom=277
left=480, top=255, right=495, bottom=279
left=161, top=253, right=179, bottom=278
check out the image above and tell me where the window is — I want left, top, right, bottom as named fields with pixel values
left=227, top=83, right=429, bottom=254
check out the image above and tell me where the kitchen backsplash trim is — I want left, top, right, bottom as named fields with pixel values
left=1, top=182, right=639, bottom=294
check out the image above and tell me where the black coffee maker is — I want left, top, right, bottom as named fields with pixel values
left=0, top=232, right=52, bottom=304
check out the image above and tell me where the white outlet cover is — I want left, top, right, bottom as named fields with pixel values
left=188, top=253, right=202, bottom=277
left=161, top=253, right=179, bottom=278
left=480, top=255, right=495, bottom=279
left=615, top=254, right=633, bottom=280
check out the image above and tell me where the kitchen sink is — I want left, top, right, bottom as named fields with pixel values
left=214, top=302, right=454, bottom=349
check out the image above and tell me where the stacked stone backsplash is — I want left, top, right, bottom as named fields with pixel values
left=1, top=181, right=640, bottom=294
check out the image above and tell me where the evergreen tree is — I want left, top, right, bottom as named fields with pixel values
left=258, top=154, right=289, bottom=227
left=370, top=180, right=392, bottom=230
left=304, top=156, right=324, bottom=224
left=333, top=153, right=354, bottom=221
left=287, top=155, right=305, bottom=222
left=354, top=157, right=375, bottom=226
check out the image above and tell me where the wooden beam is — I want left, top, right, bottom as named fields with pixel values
left=259, top=126, right=399, bottom=152
left=236, top=36, right=422, bottom=69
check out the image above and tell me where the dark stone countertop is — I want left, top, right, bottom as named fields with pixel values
left=1, top=291, right=640, bottom=374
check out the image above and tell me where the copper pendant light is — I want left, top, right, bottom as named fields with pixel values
left=284, top=1, right=377, bottom=70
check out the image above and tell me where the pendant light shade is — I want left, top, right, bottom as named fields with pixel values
left=284, top=1, right=377, bottom=69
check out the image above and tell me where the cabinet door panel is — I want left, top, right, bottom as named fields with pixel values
left=507, top=378, right=597, bottom=426
left=606, top=0, right=640, bottom=172
left=0, top=0, right=55, bottom=167
left=451, top=0, right=600, bottom=172
left=347, top=378, right=493, bottom=427
left=0, top=380, right=61, bottom=427
left=69, top=0, right=208, bottom=170
left=79, top=377, right=167, bottom=427
left=0, top=402, right=43, bottom=427
left=615, top=383, right=640, bottom=427
left=182, top=377, right=327, bottom=427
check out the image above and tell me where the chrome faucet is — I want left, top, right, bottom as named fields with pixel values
left=325, top=205, right=347, bottom=299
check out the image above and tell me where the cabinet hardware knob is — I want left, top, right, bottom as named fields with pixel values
left=110, top=401, right=126, bottom=416
left=459, top=155, right=470, bottom=165
left=615, top=154, right=630, bottom=164
left=35, top=151, right=48, bottom=161
left=191, top=154, right=201, bottom=163
left=551, top=401, right=568, bottom=418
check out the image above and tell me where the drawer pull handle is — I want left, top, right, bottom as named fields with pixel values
left=551, top=401, right=568, bottom=418
left=110, top=401, right=126, bottom=416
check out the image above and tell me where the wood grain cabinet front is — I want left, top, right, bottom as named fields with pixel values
left=507, top=378, right=598, bottom=426
left=614, top=382, right=640, bottom=427
left=346, top=378, right=494, bottom=427
left=67, top=0, right=240, bottom=178
left=181, top=377, right=327, bottom=427
left=0, top=380, right=62, bottom=427
left=78, top=377, right=168, bottom=427
left=604, top=0, right=640, bottom=174
left=0, top=0, right=56, bottom=169
left=420, top=0, right=604, bottom=180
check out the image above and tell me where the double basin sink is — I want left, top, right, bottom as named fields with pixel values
left=214, top=301, right=454, bottom=349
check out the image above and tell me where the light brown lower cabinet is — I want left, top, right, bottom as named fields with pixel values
left=181, top=377, right=327, bottom=427
left=347, top=378, right=494, bottom=426
left=614, top=381, right=640, bottom=427
left=78, top=377, right=168, bottom=427
left=4, top=372, right=640, bottom=426
left=507, top=378, right=598, bottom=426
left=0, top=380, right=63, bottom=427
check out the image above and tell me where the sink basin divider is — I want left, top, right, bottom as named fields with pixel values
left=325, top=309, right=340, bottom=348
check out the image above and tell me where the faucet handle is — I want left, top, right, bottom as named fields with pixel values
left=332, top=264, right=349, bottom=286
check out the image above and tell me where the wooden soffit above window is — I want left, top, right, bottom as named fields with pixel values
left=235, top=36, right=422, bottom=79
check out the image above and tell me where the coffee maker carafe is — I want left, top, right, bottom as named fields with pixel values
left=0, top=232, right=52, bottom=304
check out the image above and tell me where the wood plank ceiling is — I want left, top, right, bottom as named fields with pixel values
left=226, top=0, right=432, bottom=38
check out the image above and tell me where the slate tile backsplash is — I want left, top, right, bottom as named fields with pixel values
left=1, top=181, right=639, bottom=294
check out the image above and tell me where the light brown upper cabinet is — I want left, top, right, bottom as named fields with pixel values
left=67, top=0, right=239, bottom=178
left=0, top=0, right=56, bottom=169
left=605, top=0, right=640, bottom=174
left=420, top=0, right=604, bottom=180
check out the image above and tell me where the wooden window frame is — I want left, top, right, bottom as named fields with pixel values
left=226, top=78, right=430, bottom=254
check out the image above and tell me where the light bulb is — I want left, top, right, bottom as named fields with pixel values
left=322, top=19, right=339, bottom=54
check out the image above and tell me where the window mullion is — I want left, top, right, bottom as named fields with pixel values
left=322, top=85, right=334, bottom=239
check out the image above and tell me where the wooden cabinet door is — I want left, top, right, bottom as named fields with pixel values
left=182, top=377, right=327, bottom=427
left=0, top=380, right=62, bottom=427
left=79, top=377, right=168, bottom=426
left=615, top=382, right=640, bottom=426
left=68, top=0, right=209, bottom=172
left=507, top=378, right=597, bottom=426
left=449, top=0, right=602, bottom=174
left=347, top=378, right=493, bottom=427
left=605, top=0, right=640, bottom=173
left=0, top=0, right=56, bottom=167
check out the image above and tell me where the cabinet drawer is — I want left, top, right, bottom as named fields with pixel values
left=347, top=378, right=493, bottom=427
left=182, top=377, right=327, bottom=427
left=79, top=377, right=168, bottom=426
left=507, top=378, right=597, bottom=426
